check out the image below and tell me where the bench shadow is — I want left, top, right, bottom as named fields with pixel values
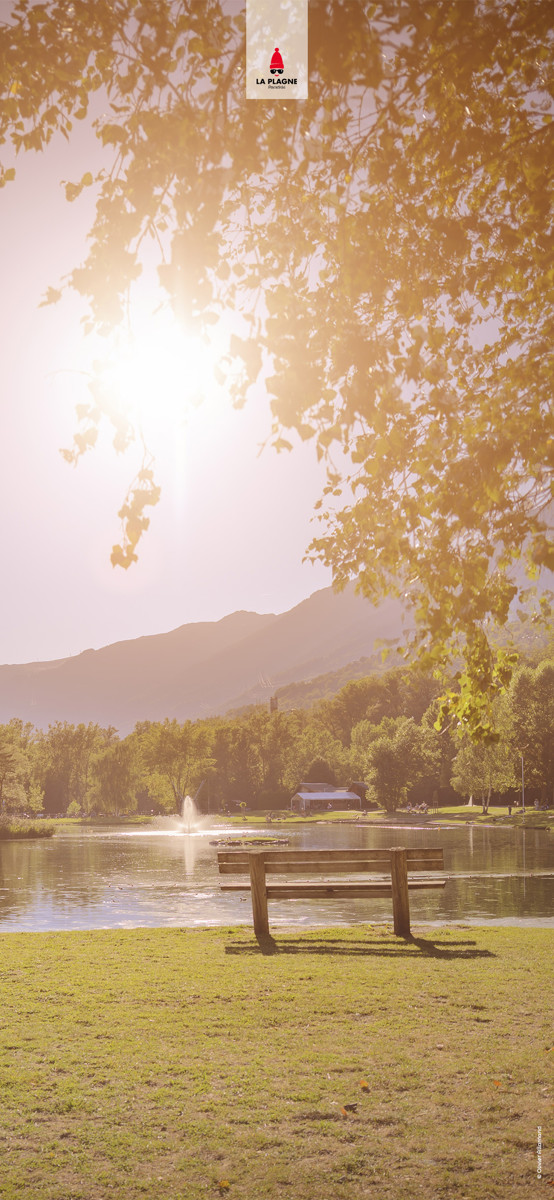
left=225, top=933, right=496, bottom=959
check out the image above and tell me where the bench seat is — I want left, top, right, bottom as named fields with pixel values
left=222, top=879, right=446, bottom=898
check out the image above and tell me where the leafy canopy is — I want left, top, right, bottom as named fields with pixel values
left=1, top=0, right=553, bottom=736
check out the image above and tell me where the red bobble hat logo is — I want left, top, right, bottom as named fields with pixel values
left=270, top=47, right=284, bottom=74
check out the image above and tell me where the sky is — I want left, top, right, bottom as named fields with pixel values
left=0, top=64, right=332, bottom=666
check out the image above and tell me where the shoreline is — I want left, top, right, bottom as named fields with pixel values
left=223, top=811, right=554, bottom=831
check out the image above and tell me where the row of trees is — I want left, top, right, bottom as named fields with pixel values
left=1, top=659, right=553, bottom=817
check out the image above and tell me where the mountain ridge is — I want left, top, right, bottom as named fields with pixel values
left=0, top=585, right=407, bottom=732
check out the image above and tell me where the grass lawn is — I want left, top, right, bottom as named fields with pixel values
left=0, top=818, right=54, bottom=840
left=225, top=807, right=554, bottom=829
left=50, top=817, right=155, bottom=828
left=226, top=810, right=375, bottom=825
left=0, top=925, right=552, bottom=1199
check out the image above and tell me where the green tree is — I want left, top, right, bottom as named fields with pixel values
left=201, top=718, right=236, bottom=813
left=136, top=719, right=213, bottom=814
left=220, top=720, right=264, bottom=809
left=240, top=708, right=306, bottom=804
left=450, top=692, right=517, bottom=811
left=451, top=735, right=517, bottom=813
left=314, top=676, right=404, bottom=746
left=281, top=719, right=350, bottom=793
left=510, top=661, right=554, bottom=805
left=36, top=722, right=114, bottom=815
left=0, top=727, right=28, bottom=813
left=315, top=666, right=440, bottom=745
left=1, top=1, right=553, bottom=733
left=365, top=717, right=440, bottom=813
left=421, top=698, right=458, bottom=802
left=198, top=710, right=309, bottom=810
left=0, top=719, right=44, bottom=814
left=90, top=736, right=141, bottom=816
left=350, top=719, right=375, bottom=783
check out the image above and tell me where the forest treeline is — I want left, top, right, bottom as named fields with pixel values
left=0, top=658, right=553, bottom=817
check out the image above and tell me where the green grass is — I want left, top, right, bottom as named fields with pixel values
left=430, top=807, right=554, bottom=830
left=226, top=806, right=554, bottom=829
left=489, top=811, right=554, bottom=829
left=47, top=808, right=554, bottom=831
left=227, top=809, right=370, bottom=824
left=50, top=815, right=156, bottom=828
left=0, top=925, right=552, bottom=1199
left=0, top=817, right=54, bottom=839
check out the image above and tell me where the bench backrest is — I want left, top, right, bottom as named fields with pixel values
left=217, top=847, right=444, bottom=875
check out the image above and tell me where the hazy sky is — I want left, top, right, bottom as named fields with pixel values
left=0, top=88, right=332, bottom=666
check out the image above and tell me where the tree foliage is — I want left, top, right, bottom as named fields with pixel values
left=136, top=718, right=213, bottom=813
left=364, top=716, right=439, bottom=812
left=1, top=0, right=553, bottom=735
left=36, top=720, right=116, bottom=814
left=0, top=726, right=28, bottom=813
left=510, top=661, right=554, bottom=803
left=89, top=736, right=141, bottom=815
left=451, top=698, right=517, bottom=811
left=2, top=650, right=554, bottom=814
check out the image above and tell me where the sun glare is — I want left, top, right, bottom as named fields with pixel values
left=99, top=316, right=229, bottom=447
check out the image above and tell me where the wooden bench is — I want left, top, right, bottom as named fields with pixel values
left=217, top=846, right=446, bottom=937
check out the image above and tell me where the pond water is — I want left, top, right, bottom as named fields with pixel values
left=0, top=820, right=552, bottom=932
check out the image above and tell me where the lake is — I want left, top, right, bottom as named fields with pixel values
left=0, top=820, right=552, bottom=932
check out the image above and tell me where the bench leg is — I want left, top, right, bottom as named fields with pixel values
left=248, top=852, right=269, bottom=937
left=391, top=848, right=410, bottom=936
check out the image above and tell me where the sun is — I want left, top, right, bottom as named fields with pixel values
left=98, top=313, right=229, bottom=447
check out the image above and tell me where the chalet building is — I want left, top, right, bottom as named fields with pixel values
left=290, top=783, right=362, bottom=815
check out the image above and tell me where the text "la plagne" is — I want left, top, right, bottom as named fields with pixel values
left=257, top=46, right=297, bottom=87
left=256, top=75, right=298, bottom=85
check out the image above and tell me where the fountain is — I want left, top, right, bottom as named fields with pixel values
left=182, top=794, right=199, bottom=833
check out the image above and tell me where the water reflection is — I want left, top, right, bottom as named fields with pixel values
left=0, top=821, right=552, bottom=931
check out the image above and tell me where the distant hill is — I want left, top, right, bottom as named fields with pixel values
left=226, top=650, right=408, bottom=718
left=272, top=651, right=404, bottom=712
left=0, top=585, right=408, bottom=733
